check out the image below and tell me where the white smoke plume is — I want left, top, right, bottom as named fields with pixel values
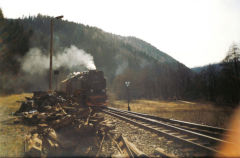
left=115, top=61, right=128, bottom=75
left=21, top=45, right=96, bottom=74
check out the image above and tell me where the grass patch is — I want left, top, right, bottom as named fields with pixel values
left=109, top=99, right=233, bottom=128
left=0, top=94, right=234, bottom=156
left=0, top=93, right=33, bottom=157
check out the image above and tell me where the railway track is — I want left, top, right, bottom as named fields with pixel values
left=101, top=107, right=235, bottom=156
left=106, top=107, right=229, bottom=138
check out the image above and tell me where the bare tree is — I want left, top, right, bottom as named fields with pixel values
left=0, top=8, right=3, bottom=20
left=223, top=43, right=240, bottom=77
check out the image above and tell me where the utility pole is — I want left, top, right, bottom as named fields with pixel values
left=49, top=15, right=63, bottom=92
left=54, top=70, right=59, bottom=91
left=49, top=19, right=53, bottom=91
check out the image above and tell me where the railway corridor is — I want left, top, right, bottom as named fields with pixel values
left=101, top=107, right=236, bottom=157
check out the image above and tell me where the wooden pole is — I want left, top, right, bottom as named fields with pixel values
left=49, top=19, right=53, bottom=91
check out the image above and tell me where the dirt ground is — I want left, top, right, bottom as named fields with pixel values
left=0, top=93, right=236, bottom=157
left=0, top=93, right=33, bottom=157
left=109, top=99, right=235, bottom=128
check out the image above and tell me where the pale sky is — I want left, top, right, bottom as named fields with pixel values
left=0, top=0, right=240, bottom=68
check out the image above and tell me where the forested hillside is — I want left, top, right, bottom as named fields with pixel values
left=0, top=9, right=32, bottom=93
left=0, top=13, right=192, bottom=99
left=191, top=45, right=240, bottom=106
left=0, top=10, right=239, bottom=106
left=192, top=63, right=222, bottom=73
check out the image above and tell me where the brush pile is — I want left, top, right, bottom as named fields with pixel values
left=15, top=91, right=116, bottom=157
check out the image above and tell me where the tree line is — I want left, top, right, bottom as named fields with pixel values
left=192, top=44, right=240, bottom=106
left=0, top=9, right=239, bottom=107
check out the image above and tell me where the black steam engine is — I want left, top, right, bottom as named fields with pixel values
left=60, top=70, right=107, bottom=106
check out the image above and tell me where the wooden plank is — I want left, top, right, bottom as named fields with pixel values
left=108, top=134, right=123, bottom=154
left=154, top=147, right=175, bottom=158
left=110, top=134, right=134, bottom=157
left=119, top=136, right=134, bottom=158
left=122, top=136, right=149, bottom=157
left=96, top=135, right=105, bottom=157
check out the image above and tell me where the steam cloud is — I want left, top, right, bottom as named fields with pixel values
left=22, top=45, right=96, bottom=74
left=115, top=61, right=128, bottom=75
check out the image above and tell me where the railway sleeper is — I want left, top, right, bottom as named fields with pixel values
left=108, top=109, right=231, bottom=146
left=107, top=107, right=230, bottom=135
left=103, top=110, right=222, bottom=156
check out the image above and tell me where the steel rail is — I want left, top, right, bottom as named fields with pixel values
left=106, top=107, right=230, bottom=137
left=102, top=110, right=220, bottom=155
left=104, top=108, right=232, bottom=145
left=101, top=108, right=234, bottom=156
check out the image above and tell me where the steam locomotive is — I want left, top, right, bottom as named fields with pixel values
left=60, top=70, right=107, bottom=106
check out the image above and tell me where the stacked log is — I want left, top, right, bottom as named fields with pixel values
left=15, top=92, right=116, bottom=157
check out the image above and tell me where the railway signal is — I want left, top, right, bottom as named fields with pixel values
left=125, top=81, right=131, bottom=111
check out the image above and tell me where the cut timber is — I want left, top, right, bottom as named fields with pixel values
left=101, top=123, right=115, bottom=132
left=108, top=134, right=124, bottom=154
left=25, top=133, right=42, bottom=157
left=154, top=147, right=175, bottom=158
left=96, top=135, right=105, bottom=157
left=38, top=123, right=48, bottom=128
left=45, top=138, right=59, bottom=149
left=122, top=136, right=149, bottom=157
left=17, top=92, right=115, bottom=157
left=46, top=128, right=57, bottom=140
left=113, top=135, right=148, bottom=158
left=76, top=108, right=91, bottom=118
left=51, top=115, right=73, bottom=129
left=37, top=113, right=47, bottom=119
left=90, top=116, right=104, bottom=123
left=111, top=153, right=129, bottom=158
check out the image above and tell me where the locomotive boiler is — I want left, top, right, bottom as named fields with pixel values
left=60, top=70, right=107, bottom=106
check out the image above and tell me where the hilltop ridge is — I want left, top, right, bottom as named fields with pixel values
left=1, top=14, right=192, bottom=99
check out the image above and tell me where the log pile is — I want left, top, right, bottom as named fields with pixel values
left=15, top=91, right=115, bottom=157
